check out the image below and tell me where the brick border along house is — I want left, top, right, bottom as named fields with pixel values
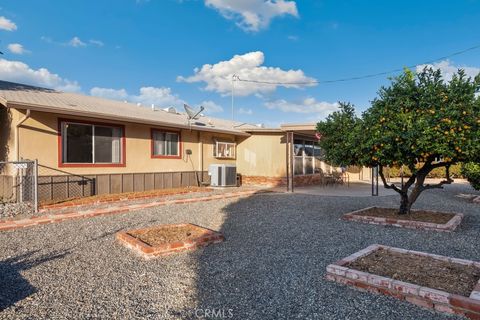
left=0, top=80, right=344, bottom=203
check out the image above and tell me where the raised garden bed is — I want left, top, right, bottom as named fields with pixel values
left=326, top=244, right=480, bottom=319
left=40, top=186, right=212, bottom=210
left=342, top=207, right=463, bottom=232
left=116, top=223, right=224, bottom=259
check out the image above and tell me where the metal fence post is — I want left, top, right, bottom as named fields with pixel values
left=371, top=166, right=379, bottom=196
left=33, top=159, right=38, bottom=213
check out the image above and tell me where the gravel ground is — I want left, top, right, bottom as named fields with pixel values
left=0, top=202, right=32, bottom=219
left=0, top=184, right=479, bottom=319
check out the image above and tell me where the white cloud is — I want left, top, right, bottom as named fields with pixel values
left=238, top=107, right=253, bottom=115
left=7, top=43, right=28, bottom=54
left=0, top=16, right=17, bottom=31
left=265, top=97, right=339, bottom=118
left=135, top=87, right=184, bottom=106
left=199, top=100, right=223, bottom=113
left=287, top=35, right=298, bottom=41
left=205, top=0, right=298, bottom=32
left=89, top=39, right=104, bottom=47
left=90, top=87, right=128, bottom=100
left=42, top=36, right=104, bottom=48
left=90, top=86, right=184, bottom=107
left=40, top=36, right=54, bottom=44
left=0, top=58, right=81, bottom=92
left=178, top=51, right=316, bottom=96
left=416, top=60, right=480, bottom=81
left=68, top=36, right=86, bottom=47
left=90, top=88, right=225, bottom=113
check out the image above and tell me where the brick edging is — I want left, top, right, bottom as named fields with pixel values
left=116, top=223, right=225, bottom=258
left=342, top=207, right=464, bottom=232
left=326, top=244, right=480, bottom=319
left=0, top=190, right=268, bottom=232
left=38, top=188, right=213, bottom=211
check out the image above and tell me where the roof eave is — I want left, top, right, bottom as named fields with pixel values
left=6, top=101, right=251, bottom=137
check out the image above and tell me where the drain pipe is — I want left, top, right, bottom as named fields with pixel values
left=15, top=109, right=31, bottom=161
left=198, top=131, right=204, bottom=186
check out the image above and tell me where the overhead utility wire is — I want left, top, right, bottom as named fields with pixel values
left=234, top=43, right=480, bottom=85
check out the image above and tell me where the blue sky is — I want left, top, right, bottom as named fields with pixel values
left=1, top=0, right=479, bottom=127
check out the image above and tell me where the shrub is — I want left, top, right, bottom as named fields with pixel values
left=462, top=162, right=480, bottom=190
left=385, top=164, right=463, bottom=179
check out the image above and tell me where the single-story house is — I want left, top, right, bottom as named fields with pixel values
left=0, top=80, right=352, bottom=203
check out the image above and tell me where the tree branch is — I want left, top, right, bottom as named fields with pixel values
left=379, top=166, right=402, bottom=193
left=430, top=161, right=453, bottom=169
left=420, top=164, right=454, bottom=191
left=420, top=179, right=453, bottom=191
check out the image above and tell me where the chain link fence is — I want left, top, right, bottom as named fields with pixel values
left=37, top=165, right=95, bottom=205
left=0, top=160, right=38, bottom=217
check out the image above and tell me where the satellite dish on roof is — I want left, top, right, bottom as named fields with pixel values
left=163, top=107, right=177, bottom=114
left=184, top=104, right=204, bottom=120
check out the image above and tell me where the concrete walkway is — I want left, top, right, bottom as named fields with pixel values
left=274, top=180, right=398, bottom=197
left=275, top=178, right=474, bottom=198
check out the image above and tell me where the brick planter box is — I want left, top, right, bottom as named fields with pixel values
left=342, top=207, right=463, bottom=232
left=326, top=244, right=480, bottom=319
left=116, top=223, right=224, bottom=259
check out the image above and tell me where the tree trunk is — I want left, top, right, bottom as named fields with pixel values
left=399, top=192, right=411, bottom=215
left=397, top=172, right=432, bottom=215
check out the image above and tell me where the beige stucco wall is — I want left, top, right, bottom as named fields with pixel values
left=236, top=132, right=287, bottom=177
left=10, top=108, right=238, bottom=176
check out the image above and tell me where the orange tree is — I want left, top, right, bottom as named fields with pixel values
left=316, top=68, right=480, bottom=214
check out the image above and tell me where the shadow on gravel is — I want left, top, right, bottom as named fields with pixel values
left=188, top=189, right=477, bottom=320
left=0, top=250, right=69, bottom=311
left=191, top=191, right=332, bottom=319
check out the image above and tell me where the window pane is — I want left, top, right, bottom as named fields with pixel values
left=153, top=131, right=179, bottom=156
left=314, top=144, right=322, bottom=158
left=218, top=143, right=226, bottom=157
left=214, top=142, right=235, bottom=158
left=294, top=139, right=304, bottom=156
left=305, top=157, right=314, bottom=174
left=294, top=156, right=303, bottom=175
left=94, top=126, right=122, bottom=163
left=226, top=144, right=234, bottom=157
left=167, top=133, right=179, bottom=156
left=153, top=131, right=165, bottom=155
left=304, top=141, right=314, bottom=156
left=64, top=123, right=93, bottom=163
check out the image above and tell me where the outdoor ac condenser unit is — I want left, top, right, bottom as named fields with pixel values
left=208, top=164, right=237, bottom=187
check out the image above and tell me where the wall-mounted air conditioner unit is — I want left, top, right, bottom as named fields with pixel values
left=208, top=164, right=237, bottom=187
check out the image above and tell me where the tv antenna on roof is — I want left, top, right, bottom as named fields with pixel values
left=184, top=104, right=204, bottom=120
left=184, top=103, right=205, bottom=130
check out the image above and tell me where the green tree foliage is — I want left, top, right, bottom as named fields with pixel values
left=316, top=68, right=480, bottom=214
left=462, top=162, right=480, bottom=190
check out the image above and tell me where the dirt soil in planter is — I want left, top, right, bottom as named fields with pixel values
left=347, top=249, right=480, bottom=297
left=353, top=207, right=456, bottom=224
left=128, top=225, right=207, bottom=246
left=40, top=186, right=211, bottom=207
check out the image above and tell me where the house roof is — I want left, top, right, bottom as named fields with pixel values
left=0, top=80, right=258, bottom=137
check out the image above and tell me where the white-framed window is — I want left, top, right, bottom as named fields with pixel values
left=152, top=130, right=180, bottom=157
left=293, top=138, right=321, bottom=175
left=213, top=141, right=236, bottom=159
left=61, top=121, right=123, bottom=164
